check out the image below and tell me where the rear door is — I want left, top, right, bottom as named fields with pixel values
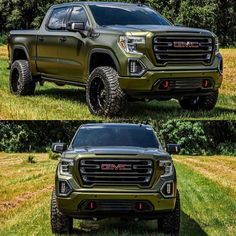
left=36, top=7, right=71, bottom=76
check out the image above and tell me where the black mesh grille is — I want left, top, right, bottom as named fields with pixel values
left=80, top=200, right=153, bottom=212
left=153, top=36, right=214, bottom=64
left=79, top=159, right=153, bottom=186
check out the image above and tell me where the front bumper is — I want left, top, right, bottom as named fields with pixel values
left=118, top=53, right=223, bottom=99
left=119, top=69, right=222, bottom=99
left=57, top=191, right=176, bottom=219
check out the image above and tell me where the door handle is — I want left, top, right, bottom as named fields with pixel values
left=38, top=36, right=44, bottom=42
left=59, top=37, right=67, bottom=42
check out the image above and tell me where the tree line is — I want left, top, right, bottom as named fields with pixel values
left=0, top=0, right=235, bottom=46
left=0, top=120, right=235, bottom=156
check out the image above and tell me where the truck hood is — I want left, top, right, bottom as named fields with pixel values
left=63, top=146, right=168, bottom=157
left=103, top=24, right=214, bottom=36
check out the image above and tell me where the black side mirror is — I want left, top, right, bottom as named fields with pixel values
left=66, top=22, right=85, bottom=32
left=166, top=144, right=181, bottom=154
left=52, top=143, right=67, bottom=153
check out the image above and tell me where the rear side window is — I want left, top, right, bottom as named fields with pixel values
left=69, top=6, right=89, bottom=24
left=48, top=7, right=70, bottom=30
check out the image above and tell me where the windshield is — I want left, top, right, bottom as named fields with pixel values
left=72, top=125, right=160, bottom=149
left=89, top=5, right=171, bottom=26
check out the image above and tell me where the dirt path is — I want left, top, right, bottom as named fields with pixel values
left=0, top=185, right=53, bottom=212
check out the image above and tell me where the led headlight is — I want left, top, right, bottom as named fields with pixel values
left=215, top=37, right=219, bottom=53
left=59, top=159, right=74, bottom=176
left=159, top=160, right=173, bottom=177
left=119, top=36, right=145, bottom=55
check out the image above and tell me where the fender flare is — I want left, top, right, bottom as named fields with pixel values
left=88, top=48, right=120, bottom=74
left=12, top=45, right=30, bottom=62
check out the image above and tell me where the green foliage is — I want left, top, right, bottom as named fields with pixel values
left=215, top=142, right=236, bottom=156
left=160, top=121, right=208, bottom=155
left=47, top=149, right=60, bottom=160
left=0, top=123, right=35, bottom=152
left=0, top=35, right=8, bottom=45
left=0, top=0, right=235, bottom=46
left=26, top=155, right=36, bottom=163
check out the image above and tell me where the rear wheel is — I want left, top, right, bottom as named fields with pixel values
left=179, top=90, right=218, bottom=111
left=86, top=66, right=126, bottom=117
left=51, top=189, right=73, bottom=234
left=157, top=190, right=180, bottom=235
left=9, top=60, right=36, bottom=95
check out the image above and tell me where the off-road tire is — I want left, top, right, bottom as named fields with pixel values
left=51, top=189, right=73, bottom=234
left=179, top=90, right=218, bottom=111
left=157, top=190, right=180, bottom=235
left=9, top=60, right=36, bottom=95
left=86, top=66, right=126, bottom=117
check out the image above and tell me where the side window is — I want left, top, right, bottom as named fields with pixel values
left=48, top=7, right=70, bottom=30
left=69, top=7, right=89, bottom=25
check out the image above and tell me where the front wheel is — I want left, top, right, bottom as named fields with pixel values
left=86, top=67, right=126, bottom=117
left=157, top=190, right=180, bottom=235
left=179, top=90, right=218, bottom=111
left=51, top=189, right=73, bottom=234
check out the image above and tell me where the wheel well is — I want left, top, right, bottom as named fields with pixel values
left=13, top=49, right=28, bottom=62
left=89, top=52, right=117, bottom=74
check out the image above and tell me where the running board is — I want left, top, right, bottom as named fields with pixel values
left=41, top=76, right=86, bottom=87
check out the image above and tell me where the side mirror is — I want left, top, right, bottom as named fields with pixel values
left=166, top=144, right=181, bottom=155
left=52, top=143, right=67, bottom=153
left=66, top=22, right=85, bottom=32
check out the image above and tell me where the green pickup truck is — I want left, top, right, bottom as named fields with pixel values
left=8, top=2, right=223, bottom=116
left=51, top=123, right=181, bottom=235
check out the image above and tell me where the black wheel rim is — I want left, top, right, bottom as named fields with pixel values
left=89, top=77, right=107, bottom=111
left=192, top=96, right=200, bottom=105
left=11, top=68, right=20, bottom=92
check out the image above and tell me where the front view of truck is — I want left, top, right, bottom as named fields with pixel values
left=51, top=123, right=180, bottom=235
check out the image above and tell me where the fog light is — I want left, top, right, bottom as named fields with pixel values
left=160, top=181, right=174, bottom=198
left=159, top=80, right=170, bottom=89
left=202, top=79, right=212, bottom=88
left=136, top=202, right=144, bottom=210
left=88, top=201, right=96, bottom=210
left=59, top=180, right=72, bottom=196
left=129, top=59, right=146, bottom=76
left=166, top=183, right=171, bottom=194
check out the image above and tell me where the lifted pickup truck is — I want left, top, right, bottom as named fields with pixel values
left=51, top=123, right=181, bottom=235
left=8, top=2, right=223, bottom=116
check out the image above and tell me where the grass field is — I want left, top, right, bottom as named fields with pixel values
left=0, top=153, right=235, bottom=236
left=0, top=46, right=235, bottom=120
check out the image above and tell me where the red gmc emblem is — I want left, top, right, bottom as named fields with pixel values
left=173, top=41, right=199, bottom=48
left=101, top=164, right=131, bottom=171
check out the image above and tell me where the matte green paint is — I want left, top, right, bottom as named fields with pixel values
left=8, top=2, right=223, bottom=99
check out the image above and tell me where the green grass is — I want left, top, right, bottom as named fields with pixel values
left=0, top=153, right=235, bottom=235
left=0, top=46, right=235, bottom=120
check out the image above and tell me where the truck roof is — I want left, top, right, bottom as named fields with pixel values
left=52, top=2, right=143, bottom=8
left=80, top=123, right=152, bottom=129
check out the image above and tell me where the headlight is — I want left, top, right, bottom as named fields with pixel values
left=119, top=36, right=145, bottom=55
left=159, top=160, right=173, bottom=177
left=59, top=159, right=74, bottom=176
left=215, top=37, right=219, bottom=53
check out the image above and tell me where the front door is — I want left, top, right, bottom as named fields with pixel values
left=36, top=6, right=71, bottom=76
left=57, top=6, right=90, bottom=82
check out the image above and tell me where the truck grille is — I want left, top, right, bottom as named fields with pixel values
left=79, top=159, right=153, bottom=186
left=153, top=36, right=214, bottom=64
